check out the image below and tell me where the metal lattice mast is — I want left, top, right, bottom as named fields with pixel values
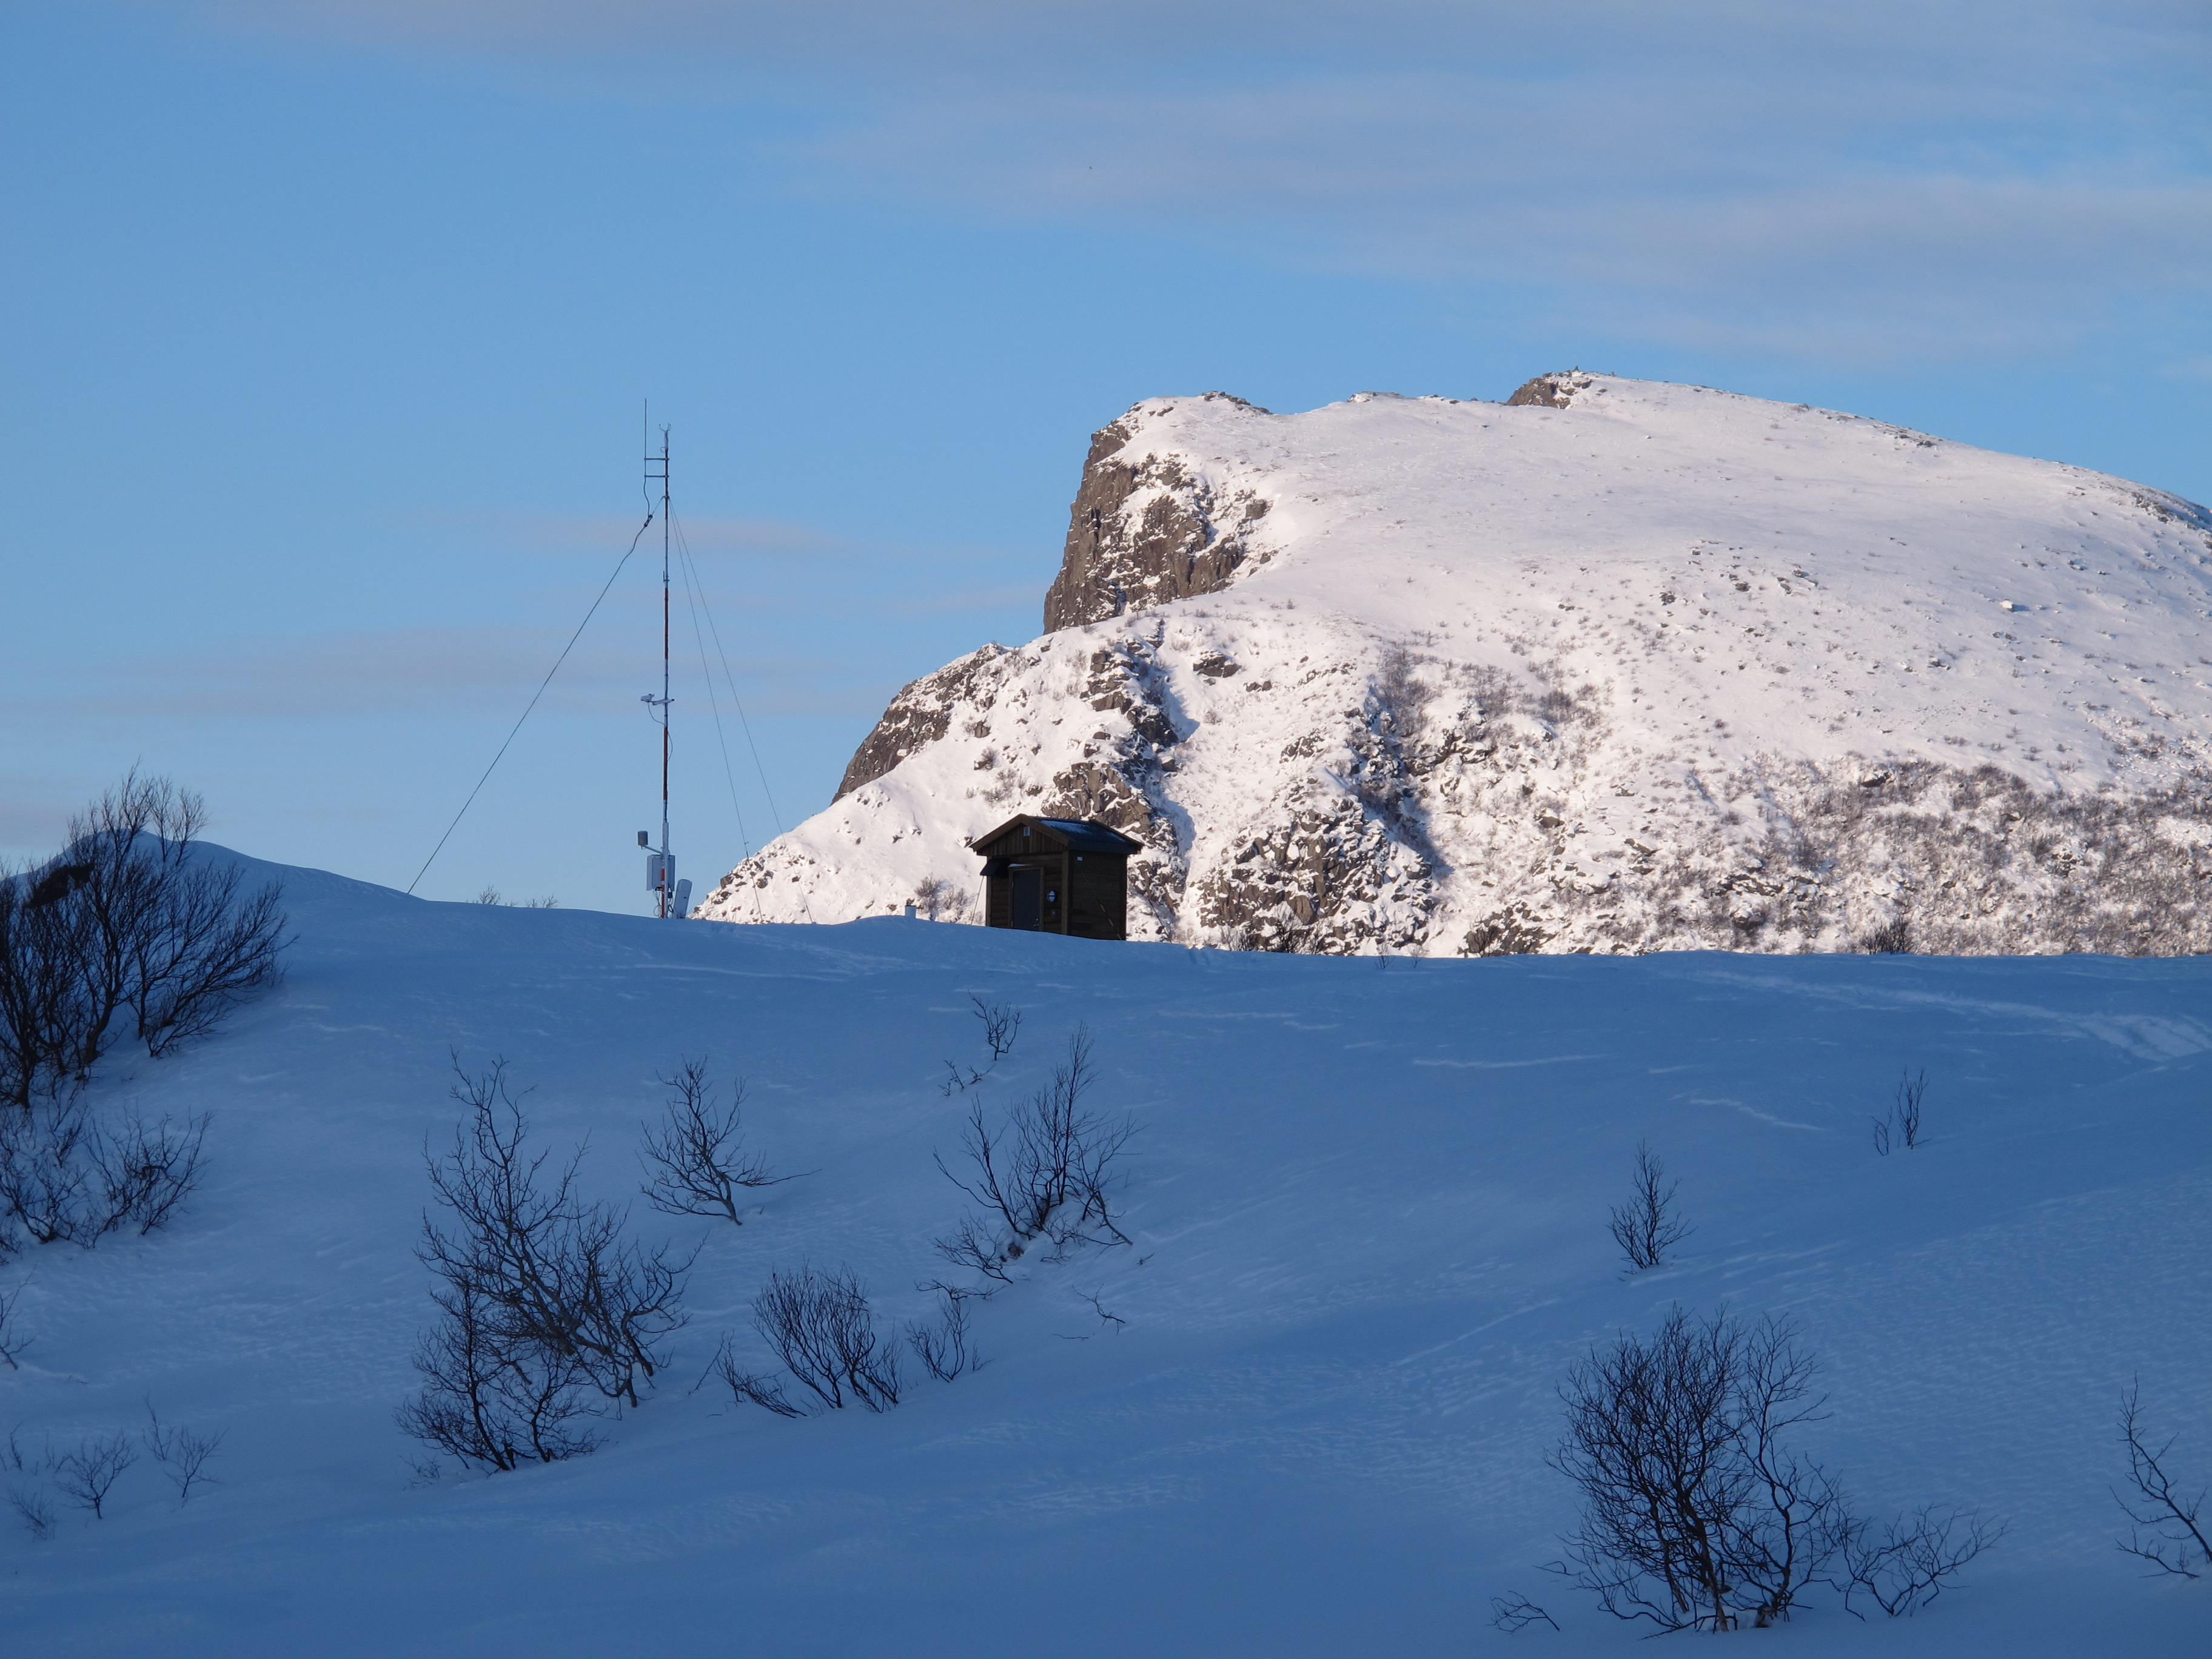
left=640, top=422, right=675, bottom=916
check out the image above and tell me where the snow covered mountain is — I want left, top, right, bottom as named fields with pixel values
left=699, top=374, right=2212, bottom=956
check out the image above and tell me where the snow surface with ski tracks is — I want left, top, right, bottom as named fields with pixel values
left=7, top=850, right=2208, bottom=1654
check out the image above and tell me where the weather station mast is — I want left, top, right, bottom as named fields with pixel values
left=638, top=422, right=690, bottom=919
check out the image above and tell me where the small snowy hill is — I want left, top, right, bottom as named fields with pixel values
left=700, top=374, right=2212, bottom=956
left=6, top=851, right=2208, bottom=1655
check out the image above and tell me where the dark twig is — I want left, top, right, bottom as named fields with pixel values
left=1489, top=1594, right=1560, bottom=1633
left=640, top=1057, right=788, bottom=1224
left=2114, top=1379, right=2210, bottom=1577
left=1606, top=1141, right=1691, bottom=1272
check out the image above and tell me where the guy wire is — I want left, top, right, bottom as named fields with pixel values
left=405, top=514, right=654, bottom=895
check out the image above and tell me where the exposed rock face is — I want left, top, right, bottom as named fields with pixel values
left=703, top=374, right=2212, bottom=956
left=835, top=645, right=1014, bottom=802
left=1504, top=370, right=1595, bottom=409
left=1041, top=394, right=1277, bottom=632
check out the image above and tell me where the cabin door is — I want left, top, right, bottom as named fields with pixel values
left=1011, top=866, right=1043, bottom=930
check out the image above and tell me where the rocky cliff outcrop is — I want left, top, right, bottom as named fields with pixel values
left=834, top=646, right=1016, bottom=801
left=1040, top=393, right=1279, bottom=632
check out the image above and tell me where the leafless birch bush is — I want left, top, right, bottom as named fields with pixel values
left=2114, top=1379, right=2210, bottom=1578
left=706, top=1330, right=805, bottom=1418
left=1860, top=917, right=1914, bottom=954
left=0, top=774, right=274, bottom=1258
left=639, top=1058, right=785, bottom=1224
left=1552, top=1309, right=1850, bottom=1630
left=0, top=773, right=287, bottom=1108
left=9, top=1481, right=55, bottom=1539
left=1607, top=1141, right=1691, bottom=1272
left=0, top=1096, right=207, bottom=1248
left=1487, top=1594, right=1558, bottom=1633
left=398, top=1278, right=603, bottom=1469
left=907, top=1286, right=980, bottom=1381
left=1842, top=1505, right=2003, bottom=1615
left=720, top=1265, right=903, bottom=1415
left=1874, top=1070, right=1928, bottom=1156
left=933, top=1028, right=1135, bottom=1281
left=940, top=996, right=1024, bottom=1094
left=1550, top=1307, right=1996, bottom=1631
left=52, top=1431, right=136, bottom=1520
left=970, top=995, right=1022, bottom=1062
left=143, top=1403, right=225, bottom=1504
left=910, top=876, right=970, bottom=923
left=400, top=1059, right=691, bottom=1472
left=0, top=1279, right=25, bottom=1367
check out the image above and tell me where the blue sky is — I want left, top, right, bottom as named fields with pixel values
left=4, top=1, right=2207, bottom=913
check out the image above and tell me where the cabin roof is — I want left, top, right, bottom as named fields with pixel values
left=970, top=814, right=1142, bottom=854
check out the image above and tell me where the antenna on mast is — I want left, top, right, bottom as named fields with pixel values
left=638, top=412, right=688, bottom=918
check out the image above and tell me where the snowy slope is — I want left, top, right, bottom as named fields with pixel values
left=700, top=375, right=2212, bottom=956
left=5, top=850, right=2208, bottom=1655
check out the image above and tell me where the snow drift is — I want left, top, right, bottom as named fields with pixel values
left=4, top=853, right=2207, bottom=1654
left=700, top=374, right=2212, bottom=956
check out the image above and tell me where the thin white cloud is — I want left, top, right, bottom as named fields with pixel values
left=420, top=509, right=845, bottom=555
left=159, top=1, right=2212, bottom=361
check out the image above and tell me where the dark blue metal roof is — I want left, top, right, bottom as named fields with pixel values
left=970, top=815, right=1142, bottom=854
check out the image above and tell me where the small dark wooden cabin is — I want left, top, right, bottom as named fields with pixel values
left=971, top=816, right=1141, bottom=940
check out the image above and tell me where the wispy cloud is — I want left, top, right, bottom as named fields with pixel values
left=179, top=1, right=2212, bottom=362
left=1, top=603, right=1015, bottom=723
left=406, top=509, right=843, bottom=556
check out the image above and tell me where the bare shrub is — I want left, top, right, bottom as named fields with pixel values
left=743, top=1265, right=903, bottom=1413
left=477, top=888, right=560, bottom=908
left=0, top=1279, right=25, bottom=1367
left=1488, top=1594, right=1558, bottom=1633
left=52, top=1431, right=135, bottom=1520
left=10, top=1482, right=55, bottom=1539
left=933, top=1028, right=1135, bottom=1279
left=0, top=871, right=87, bottom=1113
left=0, top=779, right=289, bottom=1106
left=706, top=1332, right=805, bottom=1418
left=1550, top=1309, right=1852, bottom=1631
left=64, top=772, right=289, bottom=1064
left=1373, top=645, right=1433, bottom=737
left=911, top=877, right=969, bottom=923
left=639, top=1058, right=784, bottom=1224
left=907, top=1287, right=980, bottom=1381
left=1894, top=1071, right=1926, bottom=1149
left=932, top=1210, right=1013, bottom=1283
left=1842, top=1506, right=2004, bottom=1615
left=1872, top=1071, right=1929, bottom=1156
left=970, top=995, right=1023, bottom=1062
left=142, top=1403, right=224, bottom=1504
left=940, top=996, right=1024, bottom=1094
left=1552, top=1307, right=1999, bottom=1630
left=0, top=1098, right=207, bottom=1245
left=1607, top=1141, right=1691, bottom=1272
left=401, top=1059, right=690, bottom=1471
left=398, top=1278, right=603, bottom=1470
left=1860, top=917, right=1912, bottom=954
left=96, top=1110, right=208, bottom=1233
left=0, top=774, right=274, bottom=1261
left=2114, top=1379, right=2210, bottom=1577
left=939, top=1060, right=987, bottom=1097
left=0, top=1098, right=93, bottom=1244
